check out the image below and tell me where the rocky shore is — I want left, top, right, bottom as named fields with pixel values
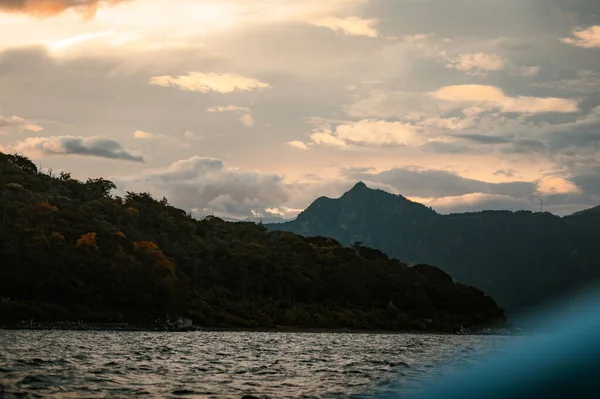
left=1, top=319, right=516, bottom=335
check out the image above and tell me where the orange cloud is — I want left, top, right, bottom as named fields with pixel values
left=285, top=141, right=309, bottom=151
left=150, top=72, right=270, bottom=94
left=0, top=0, right=129, bottom=18
left=536, top=176, right=581, bottom=195
left=310, top=16, right=379, bottom=37
left=561, top=26, right=600, bottom=48
left=445, top=53, right=506, bottom=75
left=309, top=120, right=425, bottom=148
left=432, top=85, right=579, bottom=114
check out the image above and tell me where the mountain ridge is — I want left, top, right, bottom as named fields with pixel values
left=571, top=204, right=600, bottom=217
left=267, top=182, right=600, bottom=314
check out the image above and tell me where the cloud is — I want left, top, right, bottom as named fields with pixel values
left=420, top=193, right=538, bottom=214
left=519, top=66, right=541, bottom=77
left=444, top=52, right=506, bottom=75
left=1, top=0, right=599, bottom=219
left=561, top=25, right=600, bottom=48
left=115, top=156, right=289, bottom=219
left=11, top=136, right=144, bottom=162
left=183, top=131, right=202, bottom=141
left=0, top=0, right=128, bottom=17
left=532, top=70, right=600, bottom=94
left=240, top=113, right=256, bottom=127
left=402, top=33, right=433, bottom=43
left=343, top=166, right=591, bottom=216
left=308, top=119, right=425, bottom=148
left=420, top=140, right=475, bottom=154
left=416, top=191, right=593, bottom=216
left=342, top=86, right=583, bottom=154
left=345, top=90, right=437, bottom=120
left=454, top=133, right=512, bottom=144
left=149, top=72, right=270, bottom=93
left=536, top=176, right=581, bottom=195
left=345, top=92, right=598, bottom=172
left=336, top=120, right=423, bottom=145
left=502, top=139, right=548, bottom=154
left=442, top=53, right=539, bottom=77
left=206, top=105, right=250, bottom=113
left=309, top=129, right=348, bottom=148
left=343, top=166, right=536, bottom=198
left=133, top=130, right=154, bottom=139
left=132, top=130, right=189, bottom=147
left=46, top=30, right=121, bottom=56
left=286, top=141, right=309, bottom=150
left=346, top=87, right=579, bottom=136
left=571, top=168, right=600, bottom=197
left=309, top=16, right=379, bottom=37
left=493, top=169, right=517, bottom=178
left=431, top=85, right=580, bottom=114
left=207, top=105, right=255, bottom=127
left=1, top=0, right=371, bottom=56
left=0, top=115, right=43, bottom=133
left=510, top=107, right=600, bottom=158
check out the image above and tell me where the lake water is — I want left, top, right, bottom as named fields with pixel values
left=0, top=331, right=510, bottom=398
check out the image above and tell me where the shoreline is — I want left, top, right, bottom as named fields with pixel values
left=0, top=322, right=516, bottom=336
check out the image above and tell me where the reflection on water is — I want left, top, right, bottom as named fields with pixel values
left=0, top=331, right=509, bottom=398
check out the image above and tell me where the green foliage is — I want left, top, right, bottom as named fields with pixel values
left=5, top=153, right=38, bottom=174
left=0, top=151, right=505, bottom=331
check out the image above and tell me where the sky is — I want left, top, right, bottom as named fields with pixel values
left=1, top=0, right=599, bottom=220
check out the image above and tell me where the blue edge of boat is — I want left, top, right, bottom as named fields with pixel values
left=378, top=289, right=600, bottom=399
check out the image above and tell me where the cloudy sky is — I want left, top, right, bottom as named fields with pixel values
left=1, top=0, right=599, bottom=220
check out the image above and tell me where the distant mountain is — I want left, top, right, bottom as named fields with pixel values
left=571, top=204, right=600, bottom=217
left=267, top=182, right=600, bottom=314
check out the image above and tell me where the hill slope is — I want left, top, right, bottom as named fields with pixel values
left=0, top=152, right=505, bottom=331
left=267, top=182, right=600, bottom=314
left=571, top=204, right=600, bottom=217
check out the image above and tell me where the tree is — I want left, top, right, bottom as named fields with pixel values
left=5, top=153, right=37, bottom=174
left=77, top=232, right=98, bottom=247
left=50, top=232, right=66, bottom=243
left=85, top=178, right=116, bottom=199
left=134, top=241, right=175, bottom=272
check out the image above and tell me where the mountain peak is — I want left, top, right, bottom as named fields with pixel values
left=345, top=181, right=408, bottom=201
left=349, top=181, right=369, bottom=191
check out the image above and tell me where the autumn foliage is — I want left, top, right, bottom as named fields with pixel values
left=77, top=232, right=97, bottom=247
left=50, top=232, right=66, bottom=243
left=134, top=241, right=175, bottom=271
left=134, top=240, right=160, bottom=252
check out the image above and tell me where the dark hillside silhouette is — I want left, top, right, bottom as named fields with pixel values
left=268, top=182, right=600, bottom=314
left=0, top=152, right=505, bottom=331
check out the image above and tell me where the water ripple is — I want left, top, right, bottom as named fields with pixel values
left=0, top=331, right=509, bottom=398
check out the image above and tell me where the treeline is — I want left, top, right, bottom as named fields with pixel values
left=0, top=152, right=505, bottom=332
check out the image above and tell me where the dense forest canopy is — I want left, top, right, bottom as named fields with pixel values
left=267, top=182, right=600, bottom=315
left=0, top=152, right=505, bottom=331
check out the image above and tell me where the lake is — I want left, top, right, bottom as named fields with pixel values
left=0, top=331, right=510, bottom=398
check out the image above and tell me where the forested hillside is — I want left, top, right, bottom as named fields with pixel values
left=268, top=182, right=600, bottom=314
left=0, top=152, right=505, bottom=331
